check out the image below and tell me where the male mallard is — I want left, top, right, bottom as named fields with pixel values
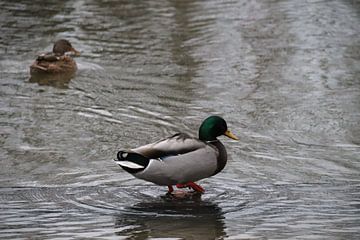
left=115, top=116, right=238, bottom=195
left=30, top=39, right=80, bottom=74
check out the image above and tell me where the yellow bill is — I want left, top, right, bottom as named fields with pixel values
left=224, top=130, right=239, bottom=140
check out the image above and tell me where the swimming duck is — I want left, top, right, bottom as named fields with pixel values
left=30, top=39, right=80, bottom=74
left=115, top=116, right=238, bottom=195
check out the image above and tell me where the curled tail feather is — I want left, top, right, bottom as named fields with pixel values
left=115, top=151, right=149, bottom=173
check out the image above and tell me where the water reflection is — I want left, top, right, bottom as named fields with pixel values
left=169, top=0, right=204, bottom=81
left=115, top=197, right=226, bottom=239
left=28, top=72, right=75, bottom=89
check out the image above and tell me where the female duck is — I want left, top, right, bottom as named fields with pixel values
left=115, top=116, right=238, bottom=194
left=30, top=39, right=80, bottom=74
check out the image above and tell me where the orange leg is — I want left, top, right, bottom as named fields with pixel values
left=176, top=182, right=205, bottom=193
left=167, top=185, right=174, bottom=193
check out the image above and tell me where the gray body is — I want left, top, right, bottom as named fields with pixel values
left=127, top=133, right=227, bottom=186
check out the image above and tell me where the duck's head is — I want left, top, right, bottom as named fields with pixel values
left=199, top=115, right=239, bottom=141
left=52, top=39, right=80, bottom=56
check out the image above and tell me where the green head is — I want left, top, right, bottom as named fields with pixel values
left=198, top=116, right=239, bottom=141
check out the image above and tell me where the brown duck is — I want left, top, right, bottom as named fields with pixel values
left=30, top=39, right=80, bottom=74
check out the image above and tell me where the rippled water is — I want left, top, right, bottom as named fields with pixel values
left=1, top=0, right=360, bottom=239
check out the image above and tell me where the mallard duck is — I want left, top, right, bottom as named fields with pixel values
left=30, top=39, right=80, bottom=74
left=115, top=116, right=238, bottom=195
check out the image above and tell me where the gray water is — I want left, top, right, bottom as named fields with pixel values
left=1, top=0, right=360, bottom=239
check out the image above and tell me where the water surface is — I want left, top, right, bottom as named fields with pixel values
left=0, top=0, right=359, bottom=239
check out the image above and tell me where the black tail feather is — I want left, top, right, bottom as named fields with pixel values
left=115, top=151, right=150, bottom=174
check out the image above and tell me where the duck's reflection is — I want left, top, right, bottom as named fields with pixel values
left=114, top=196, right=226, bottom=239
left=29, top=71, right=75, bottom=89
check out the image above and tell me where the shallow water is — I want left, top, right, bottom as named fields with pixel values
left=1, top=0, right=360, bottom=239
